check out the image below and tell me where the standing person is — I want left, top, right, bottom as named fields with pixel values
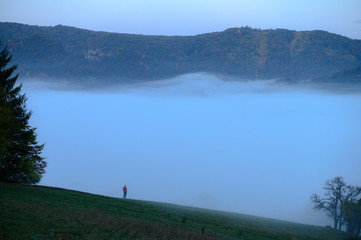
left=123, top=185, right=127, bottom=199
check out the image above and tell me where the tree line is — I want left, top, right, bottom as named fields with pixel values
left=1, top=22, right=361, bottom=85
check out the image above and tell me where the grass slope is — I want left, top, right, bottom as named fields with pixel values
left=0, top=182, right=350, bottom=240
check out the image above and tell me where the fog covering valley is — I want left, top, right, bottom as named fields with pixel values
left=20, top=73, right=361, bottom=226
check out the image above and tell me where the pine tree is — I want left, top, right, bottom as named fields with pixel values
left=0, top=43, right=46, bottom=184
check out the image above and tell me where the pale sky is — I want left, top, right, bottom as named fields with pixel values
left=1, top=0, right=361, bottom=39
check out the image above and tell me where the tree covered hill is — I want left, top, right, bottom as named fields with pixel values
left=313, top=65, right=361, bottom=82
left=1, top=22, right=361, bottom=85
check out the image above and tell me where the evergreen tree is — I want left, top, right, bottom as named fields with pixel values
left=0, top=43, right=46, bottom=184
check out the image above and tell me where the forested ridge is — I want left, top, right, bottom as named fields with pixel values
left=1, top=22, right=361, bottom=85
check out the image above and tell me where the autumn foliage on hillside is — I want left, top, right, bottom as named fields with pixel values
left=1, top=22, right=361, bottom=85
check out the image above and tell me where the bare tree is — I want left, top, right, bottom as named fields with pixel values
left=311, top=176, right=361, bottom=230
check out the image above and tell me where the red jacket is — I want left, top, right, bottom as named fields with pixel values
left=123, top=186, right=127, bottom=192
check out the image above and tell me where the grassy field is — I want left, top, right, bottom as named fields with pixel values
left=0, top=182, right=351, bottom=240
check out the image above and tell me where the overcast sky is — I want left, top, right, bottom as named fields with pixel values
left=1, top=0, right=361, bottom=39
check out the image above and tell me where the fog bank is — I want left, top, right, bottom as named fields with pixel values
left=22, top=73, right=361, bottom=226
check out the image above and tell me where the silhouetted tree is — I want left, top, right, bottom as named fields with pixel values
left=311, top=176, right=361, bottom=230
left=0, top=43, right=46, bottom=184
left=343, top=199, right=361, bottom=237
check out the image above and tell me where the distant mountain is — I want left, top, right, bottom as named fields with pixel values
left=1, top=22, right=361, bottom=85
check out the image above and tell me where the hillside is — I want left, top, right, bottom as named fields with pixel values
left=313, top=65, right=361, bottom=82
left=0, top=182, right=351, bottom=240
left=1, top=22, right=361, bottom=86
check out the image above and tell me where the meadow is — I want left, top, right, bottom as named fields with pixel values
left=0, top=182, right=351, bottom=240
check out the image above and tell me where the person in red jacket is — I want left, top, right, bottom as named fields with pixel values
left=123, top=185, right=127, bottom=199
